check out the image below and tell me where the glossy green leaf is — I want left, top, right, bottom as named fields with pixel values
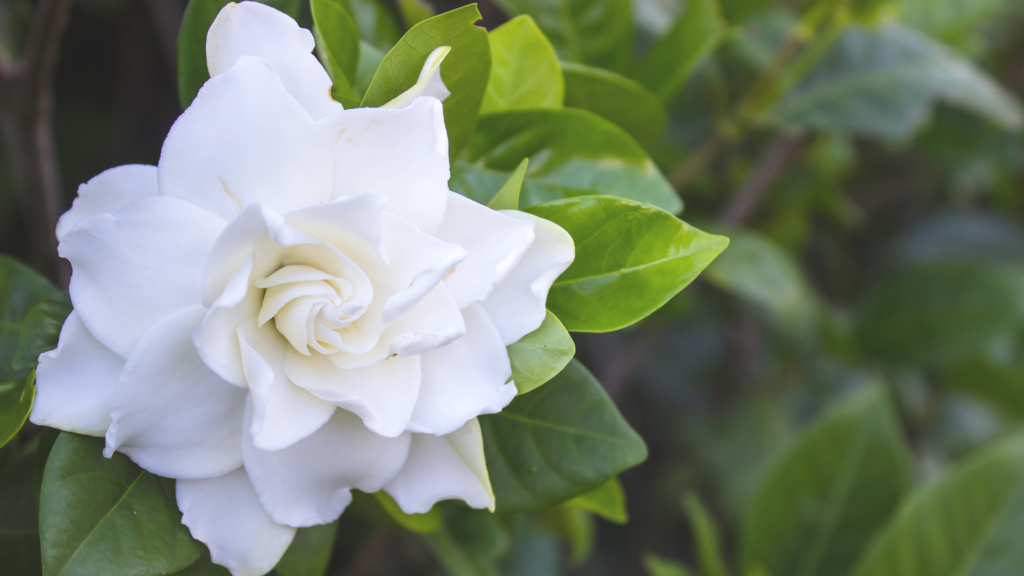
left=480, top=16, right=563, bottom=114
left=0, top=373, right=34, bottom=450
left=634, top=0, right=726, bottom=102
left=565, top=477, right=627, bottom=523
left=312, top=0, right=361, bottom=102
left=526, top=196, right=727, bottom=332
left=0, top=255, right=56, bottom=382
left=506, top=310, right=574, bottom=395
left=740, top=385, right=912, bottom=576
left=481, top=359, right=647, bottom=513
left=0, top=442, right=41, bottom=576
left=492, top=0, right=633, bottom=72
left=855, top=260, right=1024, bottom=366
left=360, top=5, right=490, bottom=158
left=39, top=433, right=202, bottom=576
left=643, top=553, right=694, bottom=576
left=177, top=0, right=302, bottom=108
left=765, top=24, right=1024, bottom=140
left=561, top=61, right=667, bottom=145
left=459, top=108, right=681, bottom=213
left=373, top=491, right=443, bottom=534
left=849, top=431, right=1024, bottom=576
left=398, top=0, right=434, bottom=29
left=274, top=522, right=338, bottom=576
left=703, top=230, right=817, bottom=327
left=348, top=0, right=401, bottom=52
left=487, top=158, right=527, bottom=211
left=13, top=291, right=71, bottom=370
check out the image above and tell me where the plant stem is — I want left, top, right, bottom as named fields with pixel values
left=0, top=0, right=73, bottom=287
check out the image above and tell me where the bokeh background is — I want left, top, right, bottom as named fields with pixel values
left=5, top=0, right=1024, bottom=574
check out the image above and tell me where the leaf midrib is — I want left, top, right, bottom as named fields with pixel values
left=54, top=470, right=145, bottom=576
left=553, top=243, right=720, bottom=286
left=496, top=411, right=633, bottom=444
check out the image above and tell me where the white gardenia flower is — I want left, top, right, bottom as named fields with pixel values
left=29, top=3, right=574, bottom=575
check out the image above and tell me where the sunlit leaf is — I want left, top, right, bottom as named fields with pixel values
left=480, top=16, right=563, bottom=114
left=507, top=310, right=574, bottom=395
left=565, top=477, right=627, bottom=523
left=526, top=196, right=727, bottom=332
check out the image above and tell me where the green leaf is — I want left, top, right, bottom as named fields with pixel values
left=424, top=507, right=509, bottom=576
left=170, top=551, right=231, bottom=576
left=487, top=158, right=528, bottom=211
left=0, top=255, right=56, bottom=381
left=348, top=0, right=401, bottom=52
left=539, top=505, right=594, bottom=564
left=855, top=260, right=1024, bottom=366
left=177, top=0, right=302, bottom=108
left=492, top=0, right=633, bottom=72
left=682, top=493, right=728, bottom=576
left=849, top=431, right=1024, bottom=576
left=506, top=309, right=574, bottom=395
left=634, top=0, right=727, bottom=102
left=481, top=359, right=647, bottom=513
left=13, top=291, right=71, bottom=370
left=0, top=442, right=41, bottom=576
left=458, top=108, right=681, bottom=213
left=561, top=61, right=667, bottom=145
left=764, top=24, right=1024, bottom=140
left=526, top=196, right=728, bottom=332
left=703, top=230, right=817, bottom=327
left=643, top=553, right=694, bottom=576
left=0, top=373, right=34, bottom=450
left=945, top=359, right=1024, bottom=419
left=740, top=385, right=913, bottom=576
left=373, top=491, right=443, bottom=534
left=274, top=522, right=338, bottom=576
left=398, top=0, right=435, bottom=29
left=312, top=0, right=361, bottom=102
left=360, top=5, right=490, bottom=158
left=480, top=16, right=563, bottom=114
left=565, top=477, right=627, bottom=524
left=354, top=40, right=385, bottom=97
left=39, top=433, right=202, bottom=576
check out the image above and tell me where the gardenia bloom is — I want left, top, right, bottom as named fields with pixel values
left=29, top=3, right=573, bottom=575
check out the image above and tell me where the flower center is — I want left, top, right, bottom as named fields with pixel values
left=255, top=264, right=370, bottom=355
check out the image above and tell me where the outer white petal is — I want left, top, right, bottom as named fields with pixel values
left=242, top=401, right=411, bottom=527
left=207, top=1, right=341, bottom=120
left=407, top=304, right=516, bottom=436
left=383, top=46, right=452, bottom=109
left=60, top=196, right=225, bottom=359
left=159, top=56, right=334, bottom=220
left=238, top=321, right=336, bottom=450
left=177, top=468, right=296, bottom=576
left=385, top=419, right=495, bottom=513
left=55, top=165, right=158, bottom=241
left=316, top=97, right=450, bottom=234
left=105, top=305, right=246, bottom=479
left=193, top=255, right=260, bottom=387
left=480, top=212, right=575, bottom=345
left=435, top=192, right=535, bottom=309
left=286, top=351, right=420, bottom=438
left=30, top=312, right=124, bottom=436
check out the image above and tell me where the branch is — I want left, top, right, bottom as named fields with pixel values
left=0, top=0, right=74, bottom=287
left=718, top=132, right=803, bottom=226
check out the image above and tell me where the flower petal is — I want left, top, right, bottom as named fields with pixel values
left=385, top=419, right=495, bottom=514
left=193, top=255, right=260, bottom=387
left=316, top=97, right=449, bottom=234
left=383, top=46, right=451, bottom=109
left=207, top=1, right=340, bottom=120
left=177, top=467, right=296, bottom=576
left=55, top=165, right=158, bottom=241
left=60, top=196, right=225, bottom=359
left=286, top=351, right=420, bottom=438
left=242, top=400, right=411, bottom=527
left=30, top=312, right=124, bottom=436
left=435, top=192, right=535, bottom=309
left=238, top=321, right=336, bottom=451
left=159, top=55, right=334, bottom=220
left=105, top=305, right=246, bottom=479
left=328, top=283, right=465, bottom=369
left=480, top=212, right=575, bottom=345
left=407, top=303, right=516, bottom=436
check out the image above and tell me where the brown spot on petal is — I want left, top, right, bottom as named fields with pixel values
left=219, top=176, right=243, bottom=210
left=443, top=266, right=456, bottom=280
